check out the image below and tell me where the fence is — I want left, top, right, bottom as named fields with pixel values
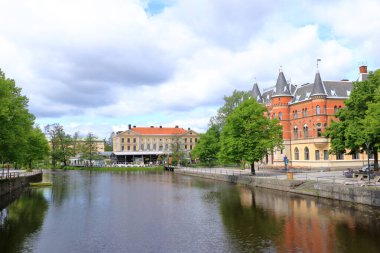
left=0, top=170, right=42, bottom=180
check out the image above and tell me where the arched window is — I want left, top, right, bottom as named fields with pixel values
left=304, top=108, right=308, bottom=117
left=294, top=147, right=299, bottom=160
left=279, top=112, right=283, bottom=120
left=334, top=106, right=338, bottom=114
left=304, top=147, right=310, bottom=160
left=293, top=126, right=298, bottom=139
left=316, top=105, right=321, bottom=115
left=303, top=124, right=309, bottom=138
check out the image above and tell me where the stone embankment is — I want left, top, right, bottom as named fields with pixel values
left=174, top=168, right=380, bottom=207
left=0, top=171, right=43, bottom=197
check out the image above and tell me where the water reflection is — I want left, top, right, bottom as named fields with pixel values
left=224, top=186, right=380, bottom=253
left=0, top=189, right=48, bottom=253
left=0, top=171, right=380, bottom=253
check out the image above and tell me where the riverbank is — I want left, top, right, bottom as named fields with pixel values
left=174, top=168, right=380, bottom=207
left=0, top=171, right=42, bottom=197
left=62, top=166, right=164, bottom=172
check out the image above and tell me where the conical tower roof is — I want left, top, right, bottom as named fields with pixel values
left=272, top=71, right=292, bottom=97
left=311, top=71, right=326, bottom=96
left=251, top=82, right=263, bottom=103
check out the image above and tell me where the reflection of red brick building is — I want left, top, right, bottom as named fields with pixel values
left=252, top=66, right=370, bottom=169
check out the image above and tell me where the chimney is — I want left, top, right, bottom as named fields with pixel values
left=175, top=125, right=179, bottom=128
left=128, top=124, right=131, bottom=130
left=359, top=65, right=367, bottom=74
left=188, top=128, right=190, bottom=130
left=150, top=126, right=154, bottom=128
left=133, top=125, right=136, bottom=128
left=159, top=125, right=162, bottom=128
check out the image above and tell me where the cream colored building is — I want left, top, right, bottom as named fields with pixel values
left=112, top=125, right=199, bottom=164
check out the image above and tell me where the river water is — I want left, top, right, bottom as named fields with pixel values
left=1, top=170, right=380, bottom=253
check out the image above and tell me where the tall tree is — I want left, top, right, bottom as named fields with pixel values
left=0, top=69, right=35, bottom=166
left=191, top=124, right=220, bottom=165
left=219, top=98, right=283, bottom=174
left=210, top=90, right=251, bottom=130
left=45, top=123, right=73, bottom=168
left=170, top=136, right=186, bottom=166
left=82, top=132, right=101, bottom=167
left=25, top=126, right=49, bottom=169
left=326, top=69, right=380, bottom=169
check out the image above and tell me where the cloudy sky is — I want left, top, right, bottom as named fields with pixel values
left=1, top=0, right=379, bottom=139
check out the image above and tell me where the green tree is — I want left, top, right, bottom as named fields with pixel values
left=170, top=136, right=186, bottom=166
left=0, top=69, right=35, bottom=167
left=219, top=98, right=283, bottom=174
left=191, top=124, right=220, bottom=165
left=210, top=90, right=251, bottom=130
left=45, top=123, right=73, bottom=168
left=326, top=69, right=380, bottom=169
left=25, top=126, right=49, bottom=169
left=81, top=132, right=101, bottom=167
left=104, top=132, right=114, bottom=151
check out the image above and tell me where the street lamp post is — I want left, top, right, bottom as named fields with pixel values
left=366, top=142, right=371, bottom=184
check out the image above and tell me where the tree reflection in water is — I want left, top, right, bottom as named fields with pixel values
left=0, top=189, right=48, bottom=253
left=219, top=185, right=380, bottom=253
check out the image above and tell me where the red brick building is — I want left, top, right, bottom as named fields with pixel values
left=252, top=66, right=370, bottom=169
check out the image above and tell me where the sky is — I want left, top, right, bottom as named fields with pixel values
left=1, top=0, right=379, bottom=139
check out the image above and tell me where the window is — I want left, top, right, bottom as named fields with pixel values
left=121, top=145, right=124, bottom=151
left=159, top=145, right=163, bottom=151
left=185, top=138, right=187, bottom=143
left=293, top=110, right=297, bottom=119
left=294, top=148, right=299, bottom=160
left=324, top=150, right=329, bottom=160
left=303, top=108, right=307, bottom=117
left=352, top=152, right=359, bottom=159
left=317, top=128, right=322, bottom=137
left=121, top=138, right=124, bottom=143
left=185, top=145, right=187, bottom=150
left=304, top=147, right=309, bottom=160
left=127, top=146, right=131, bottom=151
left=334, top=106, right=338, bottom=114
left=133, top=138, right=136, bottom=143
left=315, top=150, right=320, bottom=160
left=195, top=138, right=198, bottom=143
left=316, top=105, right=321, bottom=115
left=147, top=144, right=150, bottom=150
left=153, top=144, right=156, bottom=150
left=190, top=138, right=193, bottom=143
left=141, top=144, right=144, bottom=150
left=190, top=145, right=193, bottom=150
left=133, top=146, right=136, bottom=151
left=279, top=112, right=283, bottom=120
left=127, top=138, right=130, bottom=143
left=293, top=126, right=298, bottom=139
left=303, top=125, right=309, bottom=138
left=324, top=105, right=327, bottom=114
left=165, top=144, right=168, bottom=150
left=336, top=152, right=344, bottom=160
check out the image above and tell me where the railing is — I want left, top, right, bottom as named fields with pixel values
left=175, top=167, right=380, bottom=189
left=0, top=170, right=42, bottom=180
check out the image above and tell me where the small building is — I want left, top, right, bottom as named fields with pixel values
left=112, top=125, right=199, bottom=165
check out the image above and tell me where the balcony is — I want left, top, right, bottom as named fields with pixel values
left=313, top=137, right=329, bottom=148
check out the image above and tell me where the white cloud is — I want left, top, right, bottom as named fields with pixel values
left=0, top=0, right=379, bottom=138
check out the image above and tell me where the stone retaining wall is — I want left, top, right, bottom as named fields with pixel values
left=0, top=172, right=42, bottom=197
left=174, top=170, right=380, bottom=207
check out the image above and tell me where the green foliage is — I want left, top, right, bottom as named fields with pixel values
left=0, top=69, right=49, bottom=167
left=210, top=90, right=251, bottom=130
left=45, top=123, right=74, bottom=168
left=326, top=69, right=380, bottom=168
left=81, top=132, right=103, bottom=167
left=219, top=98, right=283, bottom=173
left=191, top=124, right=220, bottom=164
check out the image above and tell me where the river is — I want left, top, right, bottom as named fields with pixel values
left=1, top=170, right=380, bottom=253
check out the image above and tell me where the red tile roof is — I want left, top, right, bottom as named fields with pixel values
left=132, top=127, right=187, bottom=135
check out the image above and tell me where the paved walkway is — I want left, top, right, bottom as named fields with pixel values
left=176, top=167, right=380, bottom=187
